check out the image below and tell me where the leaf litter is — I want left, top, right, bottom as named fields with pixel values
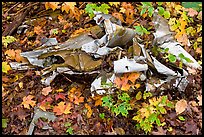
left=2, top=2, right=202, bottom=135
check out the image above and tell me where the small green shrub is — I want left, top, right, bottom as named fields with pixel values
left=132, top=95, right=174, bottom=133
left=85, top=3, right=110, bottom=18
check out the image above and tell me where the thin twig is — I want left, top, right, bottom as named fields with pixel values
left=4, top=2, right=20, bottom=15
left=14, top=2, right=40, bottom=16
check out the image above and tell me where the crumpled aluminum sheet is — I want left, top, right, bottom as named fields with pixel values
left=114, top=57, right=148, bottom=73
left=160, top=42, right=202, bottom=69
left=90, top=74, right=115, bottom=95
left=27, top=107, right=56, bottom=135
left=152, top=11, right=201, bottom=70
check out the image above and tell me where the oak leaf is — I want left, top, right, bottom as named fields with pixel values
left=42, top=86, right=52, bottom=96
left=175, top=99, right=187, bottom=115
left=22, top=95, right=36, bottom=109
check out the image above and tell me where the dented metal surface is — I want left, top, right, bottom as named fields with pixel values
left=9, top=11, right=201, bottom=95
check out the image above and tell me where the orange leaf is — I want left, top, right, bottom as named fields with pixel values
left=128, top=72, right=140, bottom=83
left=61, top=2, right=76, bottom=13
left=45, top=2, right=59, bottom=11
left=34, top=26, right=43, bottom=35
left=22, top=95, right=36, bottom=109
left=64, top=103, right=72, bottom=114
left=112, top=12, right=125, bottom=22
left=85, top=103, right=92, bottom=118
left=14, top=49, right=27, bottom=63
left=93, top=95, right=102, bottom=106
left=5, top=49, right=16, bottom=59
left=73, top=96, right=84, bottom=105
left=53, top=102, right=72, bottom=115
left=42, top=86, right=52, bottom=96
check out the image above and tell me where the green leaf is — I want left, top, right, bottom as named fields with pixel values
left=65, top=122, right=71, bottom=127
left=2, top=119, right=7, bottom=128
left=148, top=113, right=157, bottom=123
left=178, top=53, right=185, bottom=59
left=182, top=2, right=202, bottom=12
left=134, top=26, right=143, bottom=35
left=66, top=127, right=73, bottom=134
left=101, top=96, right=113, bottom=109
left=167, top=102, right=174, bottom=108
left=98, top=4, right=110, bottom=14
left=163, top=11, right=170, bottom=19
left=142, top=2, right=152, bottom=7
left=155, top=118, right=161, bottom=126
left=141, top=26, right=150, bottom=34
left=168, top=54, right=176, bottom=63
left=178, top=115, right=185, bottom=121
left=158, top=106, right=167, bottom=114
left=161, top=95, right=167, bottom=104
left=99, top=113, right=105, bottom=119
left=140, top=8, right=147, bottom=16
left=158, top=7, right=165, bottom=15
left=148, top=7, right=154, bottom=17
left=164, top=48, right=169, bottom=52
left=184, top=57, right=193, bottom=63
left=157, top=2, right=163, bottom=6
left=136, top=91, right=142, bottom=100
left=118, top=92, right=130, bottom=102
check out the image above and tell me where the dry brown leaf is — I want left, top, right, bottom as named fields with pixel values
left=42, top=86, right=52, bottom=96
left=175, top=99, right=187, bottom=115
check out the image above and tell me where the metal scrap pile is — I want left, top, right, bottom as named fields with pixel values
left=10, top=11, right=202, bottom=96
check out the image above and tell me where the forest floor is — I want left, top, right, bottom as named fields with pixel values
left=2, top=2, right=202, bottom=135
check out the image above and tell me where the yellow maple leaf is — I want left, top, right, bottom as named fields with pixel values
left=64, top=103, right=72, bottom=114
left=119, top=7, right=126, bottom=13
left=139, top=108, right=150, bottom=118
left=109, top=2, right=120, bottom=7
left=2, top=62, right=11, bottom=74
left=22, top=95, right=36, bottom=109
left=61, top=2, right=76, bottom=13
left=45, top=2, right=59, bottom=11
left=85, top=103, right=93, bottom=118
left=149, top=97, right=159, bottom=106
